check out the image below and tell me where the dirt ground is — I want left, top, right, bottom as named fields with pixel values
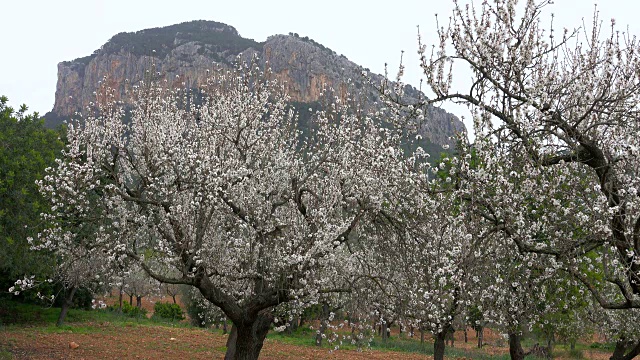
left=1, top=322, right=612, bottom=360
left=0, top=294, right=611, bottom=360
left=1, top=322, right=434, bottom=360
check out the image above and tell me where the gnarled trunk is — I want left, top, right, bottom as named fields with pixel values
left=224, top=312, right=273, bottom=360
left=224, top=325, right=237, bottom=360
left=56, top=286, right=77, bottom=327
left=508, top=332, right=525, bottom=360
left=610, top=339, right=640, bottom=360
left=434, top=329, right=447, bottom=360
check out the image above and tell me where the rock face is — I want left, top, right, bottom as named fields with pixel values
left=45, top=20, right=465, bottom=148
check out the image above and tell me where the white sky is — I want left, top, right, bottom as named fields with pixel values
left=2, top=0, right=639, bottom=132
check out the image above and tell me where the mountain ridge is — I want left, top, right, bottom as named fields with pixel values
left=45, top=20, right=465, bottom=149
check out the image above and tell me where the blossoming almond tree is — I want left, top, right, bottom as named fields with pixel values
left=341, top=144, right=480, bottom=360
left=409, top=0, right=640, bottom=357
left=419, top=0, right=640, bottom=309
left=36, top=60, right=408, bottom=360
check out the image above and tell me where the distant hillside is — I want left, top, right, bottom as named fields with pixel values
left=45, top=20, right=465, bottom=151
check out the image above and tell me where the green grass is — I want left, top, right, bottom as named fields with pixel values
left=0, top=349, right=13, bottom=360
left=269, top=327, right=519, bottom=360
left=0, top=299, right=190, bottom=333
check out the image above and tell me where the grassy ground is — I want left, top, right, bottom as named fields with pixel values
left=0, top=300, right=612, bottom=359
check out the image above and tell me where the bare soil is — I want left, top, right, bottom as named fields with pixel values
left=1, top=322, right=429, bottom=359
left=0, top=322, right=612, bottom=360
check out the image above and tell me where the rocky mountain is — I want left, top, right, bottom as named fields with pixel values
left=45, top=20, right=465, bottom=150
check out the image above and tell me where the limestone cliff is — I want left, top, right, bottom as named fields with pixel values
left=45, top=20, right=465, bottom=149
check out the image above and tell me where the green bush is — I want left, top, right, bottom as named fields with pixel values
left=106, top=301, right=148, bottom=318
left=184, top=291, right=214, bottom=327
left=153, top=302, right=184, bottom=321
left=589, top=342, right=615, bottom=350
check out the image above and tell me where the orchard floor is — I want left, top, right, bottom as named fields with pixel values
left=1, top=322, right=613, bottom=360
left=0, top=301, right=613, bottom=360
left=0, top=322, right=427, bottom=360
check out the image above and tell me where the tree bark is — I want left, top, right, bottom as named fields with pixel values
left=224, top=312, right=273, bottom=360
left=381, top=320, right=389, bottom=343
left=56, top=286, right=77, bottom=327
left=224, top=324, right=237, bottom=360
left=610, top=339, right=640, bottom=360
left=118, top=288, right=123, bottom=311
left=446, top=327, right=455, bottom=347
left=547, top=332, right=555, bottom=355
left=136, top=295, right=142, bottom=308
left=464, top=328, right=468, bottom=343
left=508, top=332, right=525, bottom=360
left=286, top=316, right=299, bottom=334
left=477, top=327, right=484, bottom=348
left=434, top=330, right=447, bottom=360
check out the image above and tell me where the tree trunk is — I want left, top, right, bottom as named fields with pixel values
left=224, top=312, right=273, bottom=360
left=315, top=302, right=330, bottom=347
left=464, top=328, right=468, bottom=343
left=547, top=332, right=555, bottom=355
left=223, top=319, right=228, bottom=335
left=224, top=324, right=237, bottom=360
left=118, top=289, right=123, bottom=311
left=434, top=330, right=447, bottom=360
left=129, top=294, right=133, bottom=305
left=381, top=320, right=389, bottom=343
left=420, top=328, right=425, bottom=345
left=286, top=316, right=299, bottom=334
left=172, top=294, right=177, bottom=304
left=478, top=327, right=484, bottom=348
left=136, top=295, right=142, bottom=308
left=446, top=327, right=455, bottom=347
left=508, top=332, right=525, bottom=360
left=610, top=339, right=640, bottom=360
left=56, top=286, right=77, bottom=327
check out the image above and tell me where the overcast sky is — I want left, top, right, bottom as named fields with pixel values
left=2, top=0, right=639, bottom=130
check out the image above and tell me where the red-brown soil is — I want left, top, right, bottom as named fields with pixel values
left=0, top=323, right=612, bottom=360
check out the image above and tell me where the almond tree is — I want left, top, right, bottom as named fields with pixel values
left=11, top=245, right=112, bottom=326
left=343, top=144, right=481, bottom=360
left=587, top=303, right=640, bottom=360
left=419, top=0, right=640, bottom=310
left=35, top=61, right=408, bottom=360
left=122, top=264, right=160, bottom=308
left=472, top=232, right=561, bottom=359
